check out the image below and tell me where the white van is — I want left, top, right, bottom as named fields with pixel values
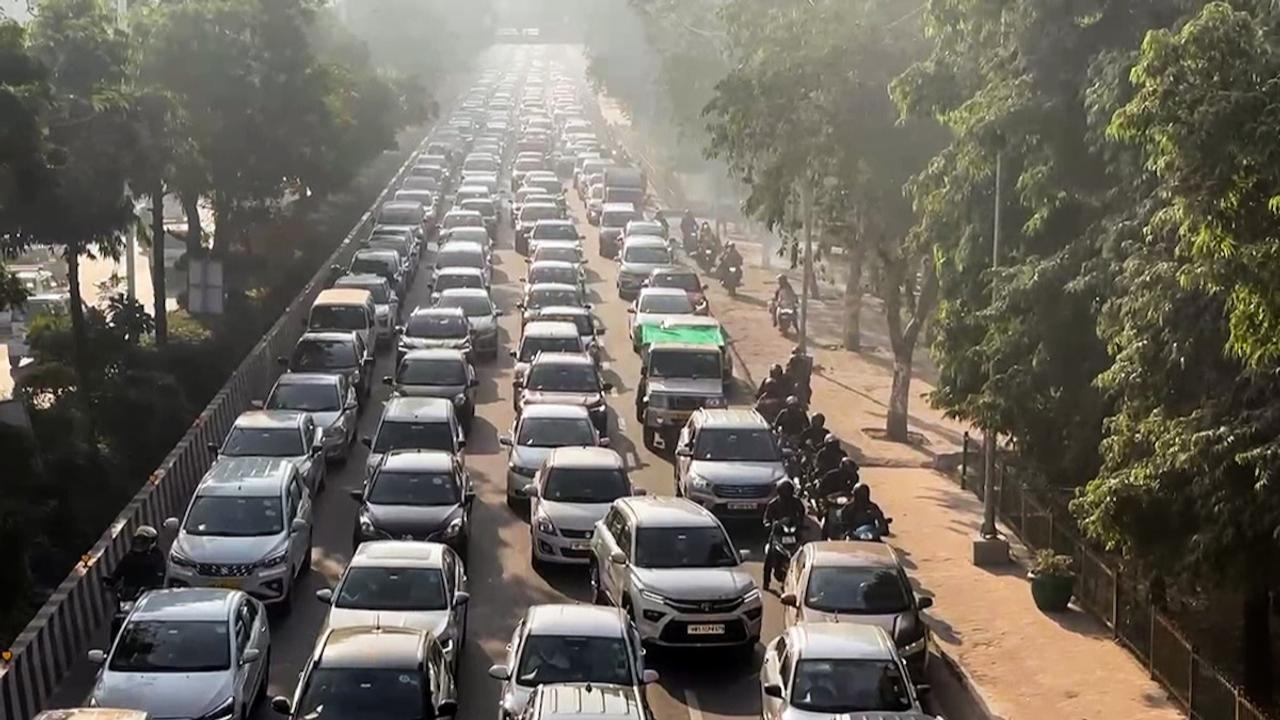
left=308, top=288, right=376, bottom=351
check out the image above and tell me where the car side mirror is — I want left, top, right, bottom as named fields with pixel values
left=437, top=699, right=458, bottom=718
left=738, top=548, right=750, bottom=561
left=780, top=593, right=799, bottom=608
left=382, top=376, right=394, bottom=386
left=361, top=436, right=372, bottom=448
left=453, top=591, right=471, bottom=606
left=642, top=669, right=659, bottom=684
left=241, top=648, right=261, bottom=665
left=163, top=517, right=180, bottom=532
left=499, top=434, right=513, bottom=447
left=348, top=489, right=363, bottom=501
left=521, top=484, right=538, bottom=498
left=291, top=518, right=308, bottom=533
left=206, top=441, right=219, bottom=454
left=310, top=443, right=323, bottom=456
left=250, top=399, right=265, bottom=410
left=599, top=437, right=611, bottom=448
left=87, top=649, right=106, bottom=664
left=276, top=356, right=288, bottom=367
left=917, top=596, right=934, bottom=610
left=675, top=447, right=692, bottom=458
left=763, top=683, right=784, bottom=699
left=315, top=588, right=334, bottom=603
left=270, top=697, right=292, bottom=715
left=609, top=550, right=627, bottom=565
left=488, top=664, right=511, bottom=681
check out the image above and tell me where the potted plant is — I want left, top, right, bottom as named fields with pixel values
left=1028, top=550, right=1075, bottom=612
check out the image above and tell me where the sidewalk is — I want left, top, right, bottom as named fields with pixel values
left=705, top=263, right=1184, bottom=719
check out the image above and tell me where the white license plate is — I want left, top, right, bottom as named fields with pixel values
left=687, top=624, right=725, bottom=635
left=727, top=502, right=758, bottom=511
left=569, top=541, right=590, bottom=550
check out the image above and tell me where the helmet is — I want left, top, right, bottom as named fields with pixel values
left=853, top=483, right=871, bottom=502
left=725, top=241, right=735, bottom=250
left=840, top=457, right=858, bottom=471
left=760, top=378, right=776, bottom=391
left=132, top=525, right=158, bottom=551
left=769, top=364, right=784, bottom=378
left=786, top=395, right=800, bottom=407
left=776, top=274, right=787, bottom=283
left=776, top=477, right=796, bottom=497
left=810, top=413, right=826, bottom=428
left=824, top=433, right=840, bottom=448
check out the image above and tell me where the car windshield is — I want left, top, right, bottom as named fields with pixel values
left=433, top=273, right=484, bottom=293
left=406, top=314, right=469, bottom=339
left=516, top=417, right=596, bottom=447
left=634, top=527, right=737, bottom=568
left=311, top=305, right=367, bottom=331
left=532, top=223, right=578, bottom=240
left=804, top=566, right=912, bottom=614
left=402, top=176, right=438, bottom=191
left=437, top=250, right=483, bottom=270
left=373, top=421, right=455, bottom=453
left=542, top=468, right=628, bottom=503
left=109, top=621, right=230, bottom=673
left=398, top=358, right=467, bottom=385
left=655, top=273, right=701, bottom=292
left=438, top=295, right=493, bottom=318
left=184, top=496, right=284, bottom=536
left=624, top=246, right=670, bottom=264
left=222, top=427, right=304, bottom=456
left=516, top=159, right=545, bottom=171
left=350, top=257, right=393, bottom=276
left=790, top=659, right=912, bottom=713
left=519, top=337, right=582, bottom=362
left=368, top=471, right=460, bottom=506
left=515, top=635, right=632, bottom=687
left=445, top=214, right=482, bottom=228
left=377, top=209, right=420, bottom=225
left=268, top=383, right=341, bottom=412
left=297, top=668, right=424, bottom=720
left=335, top=566, right=448, bottom=610
left=639, top=294, right=694, bottom=314
left=694, top=428, right=780, bottom=462
left=648, top=350, right=721, bottom=380
left=535, top=247, right=580, bottom=264
left=529, top=288, right=580, bottom=309
left=526, top=363, right=598, bottom=393
left=531, top=267, right=578, bottom=285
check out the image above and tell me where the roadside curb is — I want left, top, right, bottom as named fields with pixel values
left=931, top=644, right=1003, bottom=720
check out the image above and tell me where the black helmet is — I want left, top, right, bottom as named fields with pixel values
left=853, top=483, right=871, bottom=502
left=769, top=364, right=784, bottom=378
left=760, top=378, right=776, bottom=391
left=786, top=395, right=800, bottom=407
left=132, top=525, right=158, bottom=551
left=840, top=457, right=858, bottom=471
left=776, top=477, right=796, bottom=497
left=824, top=433, right=840, bottom=448
left=810, top=413, right=826, bottom=428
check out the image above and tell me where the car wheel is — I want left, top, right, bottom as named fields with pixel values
left=642, top=426, right=656, bottom=450
left=298, top=536, right=313, bottom=579
left=588, top=562, right=606, bottom=605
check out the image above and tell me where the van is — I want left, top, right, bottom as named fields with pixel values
left=308, top=288, right=376, bottom=351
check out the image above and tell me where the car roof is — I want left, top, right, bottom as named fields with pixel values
left=787, top=622, right=898, bottom=661
left=529, top=351, right=594, bottom=367
left=132, top=588, right=238, bottom=622
left=637, top=287, right=689, bottom=300
left=523, top=321, right=581, bottom=337
left=520, top=403, right=591, bottom=420
left=622, top=237, right=667, bottom=249
left=445, top=209, right=483, bottom=217
left=317, top=626, right=426, bottom=669
left=199, top=457, right=296, bottom=495
left=602, top=202, right=636, bottom=212
left=382, top=396, right=454, bottom=421
left=805, top=540, right=901, bottom=568
left=646, top=342, right=719, bottom=353
left=434, top=266, right=485, bottom=277
left=350, top=539, right=448, bottom=568
left=314, top=288, right=373, bottom=306
left=232, top=409, right=306, bottom=430
left=380, top=200, right=422, bottom=212
left=529, top=282, right=580, bottom=293
left=273, top=373, right=341, bottom=387
left=617, top=496, right=718, bottom=528
left=352, top=248, right=399, bottom=260
left=439, top=241, right=485, bottom=253
left=522, top=201, right=559, bottom=210
left=402, top=348, right=468, bottom=362
left=379, top=449, right=456, bottom=473
left=535, top=683, right=641, bottom=720
left=534, top=219, right=575, bottom=227
left=334, top=274, right=389, bottom=289
left=534, top=305, right=589, bottom=317
left=547, top=446, right=624, bottom=469
left=695, top=408, right=769, bottom=429
left=525, top=604, right=627, bottom=637
left=651, top=266, right=697, bottom=277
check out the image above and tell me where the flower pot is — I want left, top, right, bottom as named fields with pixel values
left=1029, top=572, right=1074, bottom=612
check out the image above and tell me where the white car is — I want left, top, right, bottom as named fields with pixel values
left=213, top=410, right=326, bottom=495
left=588, top=496, right=761, bottom=652
left=502, top=404, right=606, bottom=505
left=760, top=623, right=934, bottom=720
left=487, top=604, right=658, bottom=720
left=87, top=589, right=270, bottom=720
left=627, top=287, right=696, bottom=351
left=315, top=541, right=469, bottom=670
left=528, top=447, right=636, bottom=566
left=164, top=457, right=313, bottom=607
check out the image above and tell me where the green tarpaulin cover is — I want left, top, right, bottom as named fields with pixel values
left=637, top=323, right=725, bottom=348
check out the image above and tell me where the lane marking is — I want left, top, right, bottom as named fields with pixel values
left=684, top=688, right=706, bottom=720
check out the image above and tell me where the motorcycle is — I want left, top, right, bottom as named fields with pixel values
left=771, top=298, right=797, bottom=335
left=101, top=577, right=145, bottom=639
left=814, top=490, right=854, bottom=540
left=842, top=517, right=894, bottom=543
left=765, top=520, right=802, bottom=583
left=694, top=245, right=718, bottom=273
left=718, top=261, right=743, bottom=297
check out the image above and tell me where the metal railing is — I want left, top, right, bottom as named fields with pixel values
left=0, top=137, right=430, bottom=720
left=958, top=432, right=1274, bottom=720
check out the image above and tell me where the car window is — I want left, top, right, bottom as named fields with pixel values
left=374, top=420, right=457, bottom=454
left=615, top=515, right=632, bottom=556
left=398, top=358, right=468, bottom=386
left=779, top=643, right=794, bottom=689
left=222, top=427, right=305, bottom=457
left=638, top=293, right=693, bottom=314
left=110, top=620, right=231, bottom=672
left=287, top=479, right=303, bottom=519
left=292, top=339, right=357, bottom=370
left=184, top=496, right=283, bottom=537
left=235, top=615, right=250, bottom=655
left=804, top=566, right=913, bottom=614
left=693, top=428, right=780, bottom=462
left=516, top=416, right=596, bottom=448
left=296, top=668, right=425, bottom=720
left=368, top=471, right=460, bottom=506
left=525, top=363, right=599, bottom=393
left=267, top=382, right=341, bottom=412
left=518, top=336, right=582, bottom=362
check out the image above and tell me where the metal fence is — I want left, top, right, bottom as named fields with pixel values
left=958, top=433, right=1274, bottom=720
left=0, top=138, right=429, bottom=720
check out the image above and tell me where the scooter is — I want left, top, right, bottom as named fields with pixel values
left=843, top=517, right=894, bottom=543
left=765, top=520, right=802, bottom=584
left=773, top=299, right=797, bottom=335
left=718, top=261, right=743, bottom=297
left=101, top=577, right=144, bottom=639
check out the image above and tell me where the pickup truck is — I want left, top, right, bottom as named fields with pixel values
left=635, top=342, right=728, bottom=450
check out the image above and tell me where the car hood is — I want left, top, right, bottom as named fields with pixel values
left=364, top=503, right=463, bottom=536
left=394, top=383, right=466, bottom=399
left=510, top=445, right=555, bottom=471
left=311, top=410, right=342, bottom=428
left=326, top=607, right=451, bottom=638
left=174, top=533, right=287, bottom=565
left=538, top=500, right=610, bottom=532
left=647, top=377, right=723, bottom=396
left=92, top=671, right=233, bottom=719
left=521, top=390, right=603, bottom=408
left=689, top=460, right=785, bottom=485
left=632, top=566, right=755, bottom=601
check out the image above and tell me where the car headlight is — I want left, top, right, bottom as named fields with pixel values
left=443, top=517, right=465, bottom=538
left=195, top=697, right=235, bottom=720
left=169, top=549, right=196, bottom=568
left=688, top=475, right=711, bottom=491
left=259, top=551, right=289, bottom=569
left=639, top=589, right=667, bottom=604
left=703, top=396, right=727, bottom=408
left=535, top=514, right=557, bottom=535
left=741, top=588, right=762, bottom=604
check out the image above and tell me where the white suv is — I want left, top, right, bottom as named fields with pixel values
left=588, top=496, right=761, bottom=652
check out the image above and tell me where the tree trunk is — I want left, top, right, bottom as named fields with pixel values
left=1242, top=580, right=1274, bottom=701
left=151, top=185, right=168, bottom=345
left=181, top=193, right=203, bottom=255
left=887, top=353, right=912, bottom=440
left=64, top=249, right=91, bottom=391
left=843, top=242, right=864, bottom=351
left=882, top=254, right=939, bottom=443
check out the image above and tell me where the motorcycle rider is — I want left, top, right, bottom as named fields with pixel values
left=771, top=275, right=798, bottom=327
left=800, top=413, right=829, bottom=451
left=717, top=242, right=744, bottom=289
left=786, top=346, right=813, bottom=404
left=762, top=478, right=807, bottom=592
left=816, top=457, right=861, bottom=539
left=839, top=483, right=889, bottom=539
left=813, top=433, right=847, bottom=477
left=773, top=396, right=809, bottom=440
left=109, top=526, right=165, bottom=594
left=698, top=222, right=721, bottom=261
left=681, top=211, right=698, bottom=251
left=654, top=210, right=669, bottom=238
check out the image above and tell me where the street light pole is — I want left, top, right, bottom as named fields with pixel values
left=980, top=151, right=1003, bottom=540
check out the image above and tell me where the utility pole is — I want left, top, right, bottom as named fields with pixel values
left=798, top=178, right=815, bottom=353
left=974, top=150, right=1010, bottom=564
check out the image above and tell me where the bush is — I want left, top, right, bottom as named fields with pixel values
left=1031, top=549, right=1075, bottom=578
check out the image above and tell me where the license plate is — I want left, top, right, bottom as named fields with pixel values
left=727, top=502, right=758, bottom=511
left=210, top=579, right=240, bottom=589
left=687, top=624, right=725, bottom=635
left=780, top=536, right=798, bottom=545
left=569, top=541, right=590, bottom=550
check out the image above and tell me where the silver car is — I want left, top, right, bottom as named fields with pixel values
left=628, top=287, right=696, bottom=352
left=528, top=447, right=635, bottom=566
left=487, top=604, right=657, bottom=720
left=212, top=410, right=326, bottom=495
left=261, top=373, right=358, bottom=462
left=502, top=404, right=606, bottom=506
left=616, top=237, right=673, bottom=300
left=363, top=396, right=466, bottom=480
left=511, top=321, right=586, bottom=394
left=87, top=589, right=270, bottom=720
left=435, top=287, right=502, bottom=360
left=674, top=409, right=787, bottom=518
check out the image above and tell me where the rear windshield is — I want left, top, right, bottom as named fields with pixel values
left=310, top=305, right=368, bottom=331
left=624, top=246, right=670, bottom=265
left=437, top=249, right=484, bottom=270
left=222, top=427, right=304, bottom=457
left=377, top=208, right=421, bottom=225
left=268, top=382, right=340, bottom=412
left=336, top=567, right=448, bottom=611
left=338, top=282, right=389, bottom=303
left=398, top=358, right=467, bottom=385
left=654, top=273, right=701, bottom=292
left=638, top=294, right=693, bottom=314
left=530, top=267, right=578, bottom=286
left=292, top=339, right=357, bottom=369
left=520, top=205, right=560, bottom=222
left=406, top=314, right=468, bottom=338
left=603, top=210, right=639, bottom=227
left=531, top=223, right=578, bottom=240
left=350, top=256, right=395, bottom=277
left=528, top=287, right=581, bottom=309
left=373, top=420, right=455, bottom=453
left=437, top=294, right=493, bottom=317
left=519, top=336, right=583, bottom=362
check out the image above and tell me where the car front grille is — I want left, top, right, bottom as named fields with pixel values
left=559, top=528, right=592, bottom=540
left=713, top=484, right=773, bottom=499
left=663, top=596, right=745, bottom=614
left=196, top=563, right=255, bottom=577
left=560, top=547, right=591, bottom=559
left=668, top=396, right=705, bottom=411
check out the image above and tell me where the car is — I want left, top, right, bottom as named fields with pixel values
left=393, top=189, right=439, bottom=228
left=349, top=248, right=405, bottom=294
left=520, top=683, right=652, bottom=720
left=760, top=623, right=931, bottom=720
left=349, top=451, right=473, bottom=555
left=779, top=541, right=935, bottom=678
left=459, top=197, right=499, bottom=238
left=616, top=237, right=673, bottom=300
left=623, top=220, right=665, bottom=241
left=270, top=626, right=457, bottom=720
left=283, top=331, right=374, bottom=404
left=435, top=241, right=492, bottom=286
left=441, top=208, right=486, bottom=233
left=627, top=287, right=696, bottom=351
left=525, top=260, right=583, bottom=293
left=515, top=203, right=563, bottom=254
left=261, top=373, right=359, bottom=462
left=385, top=348, right=479, bottom=427
left=363, top=392, right=465, bottom=472
left=397, top=306, right=473, bottom=367
left=599, top=204, right=642, bottom=259
left=87, top=589, right=270, bottom=720
left=512, top=321, right=587, bottom=389
left=213, top=410, right=326, bottom=494
left=513, top=155, right=549, bottom=190
left=367, top=225, right=421, bottom=270
left=464, top=153, right=500, bottom=175
left=528, top=220, right=581, bottom=255
left=528, top=447, right=636, bottom=566
left=454, top=184, right=492, bottom=206
left=529, top=240, right=584, bottom=268
left=515, top=352, right=611, bottom=435
left=673, top=409, right=787, bottom=517
left=308, top=287, right=377, bottom=353
left=435, top=288, right=502, bottom=360
left=163, top=458, right=313, bottom=608
left=522, top=306, right=602, bottom=363
left=429, top=266, right=490, bottom=300
left=316, top=541, right=470, bottom=670
left=374, top=200, right=428, bottom=242
left=333, top=274, right=400, bottom=345
left=501, top=404, right=607, bottom=505
left=463, top=172, right=501, bottom=197
left=519, top=283, right=587, bottom=323
left=487, top=604, right=657, bottom=720
left=588, top=496, right=761, bottom=650
left=644, top=267, right=708, bottom=314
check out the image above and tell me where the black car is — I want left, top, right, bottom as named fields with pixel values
left=282, top=332, right=374, bottom=405
left=350, top=449, right=473, bottom=556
